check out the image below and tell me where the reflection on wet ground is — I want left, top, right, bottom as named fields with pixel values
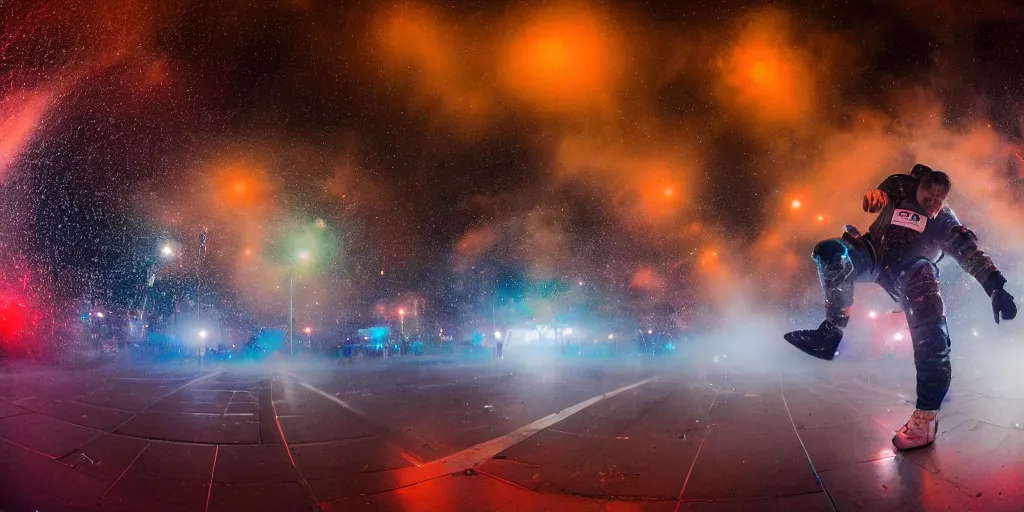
left=1, top=346, right=1022, bottom=511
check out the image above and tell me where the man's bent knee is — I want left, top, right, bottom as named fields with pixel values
left=812, top=239, right=848, bottom=265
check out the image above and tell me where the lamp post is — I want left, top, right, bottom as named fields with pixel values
left=289, top=249, right=311, bottom=355
left=139, top=243, right=176, bottom=341
left=398, top=308, right=406, bottom=339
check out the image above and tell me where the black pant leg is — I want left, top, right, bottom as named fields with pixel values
left=900, top=261, right=951, bottom=411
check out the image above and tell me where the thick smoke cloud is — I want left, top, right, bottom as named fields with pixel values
left=1, top=0, right=1023, bottom=345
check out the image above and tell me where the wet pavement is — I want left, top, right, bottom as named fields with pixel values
left=1, top=344, right=1023, bottom=512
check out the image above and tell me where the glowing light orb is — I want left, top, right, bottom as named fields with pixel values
left=894, top=332, right=904, bottom=341
left=868, top=311, right=877, bottom=319
left=501, top=6, right=621, bottom=112
left=791, top=200, right=801, bottom=208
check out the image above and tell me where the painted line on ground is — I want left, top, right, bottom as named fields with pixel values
left=435, top=375, right=658, bottom=470
left=350, top=375, right=660, bottom=498
left=289, top=373, right=657, bottom=501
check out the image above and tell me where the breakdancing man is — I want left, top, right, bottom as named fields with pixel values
left=785, top=164, right=1017, bottom=450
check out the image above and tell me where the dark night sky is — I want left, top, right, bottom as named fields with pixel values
left=2, top=0, right=1023, bottom=333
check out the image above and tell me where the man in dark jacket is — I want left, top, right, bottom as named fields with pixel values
left=785, top=164, right=1017, bottom=450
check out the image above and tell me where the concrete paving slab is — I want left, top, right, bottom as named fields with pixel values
left=798, top=420, right=897, bottom=472
left=0, top=398, right=30, bottom=418
left=277, top=412, right=377, bottom=444
left=208, top=481, right=317, bottom=512
left=70, top=432, right=150, bottom=482
left=117, top=411, right=260, bottom=444
left=0, top=413, right=96, bottom=458
left=128, top=440, right=215, bottom=481
left=19, top=398, right=134, bottom=430
left=676, top=493, right=834, bottom=512
left=214, top=444, right=300, bottom=484
left=0, top=438, right=108, bottom=512
left=820, top=456, right=976, bottom=512
left=99, top=471, right=210, bottom=512
left=680, top=429, right=821, bottom=501
left=319, top=472, right=611, bottom=512
left=290, top=437, right=415, bottom=480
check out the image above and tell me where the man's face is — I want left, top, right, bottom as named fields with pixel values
left=916, top=182, right=950, bottom=218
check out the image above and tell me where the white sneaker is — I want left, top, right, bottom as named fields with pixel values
left=892, top=409, right=937, bottom=450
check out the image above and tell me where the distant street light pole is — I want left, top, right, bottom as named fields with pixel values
left=197, top=227, right=208, bottom=318
left=140, top=243, right=176, bottom=340
left=399, top=308, right=406, bottom=339
left=289, top=249, right=310, bottom=355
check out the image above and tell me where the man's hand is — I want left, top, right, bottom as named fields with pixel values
left=862, top=189, right=889, bottom=213
left=991, top=289, right=1017, bottom=324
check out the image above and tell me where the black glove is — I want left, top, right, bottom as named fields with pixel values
left=992, top=289, right=1017, bottom=324
left=982, top=272, right=1016, bottom=324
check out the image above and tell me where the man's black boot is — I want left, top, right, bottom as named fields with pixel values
left=784, top=320, right=843, bottom=360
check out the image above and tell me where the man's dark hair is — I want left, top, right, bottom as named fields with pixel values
left=921, top=169, right=952, bottom=190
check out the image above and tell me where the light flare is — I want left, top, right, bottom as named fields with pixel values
left=0, top=90, right=53, bottom=181
left=501, top=4, right=623, bottom=112
left=715, top=8, right=816, bottom=126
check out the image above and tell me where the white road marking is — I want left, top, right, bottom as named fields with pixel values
left=436, top=376, right=658, bottom=470
left=287, top=374, right=658, bottom=495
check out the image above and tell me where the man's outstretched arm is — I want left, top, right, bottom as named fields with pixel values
left=944, top=224, right=1018, bottom=323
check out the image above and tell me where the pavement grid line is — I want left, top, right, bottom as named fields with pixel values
left=111, top=370, right=224, bottom=435
left=270, top=376, right=338, bottom=510
left=781, top=385, right=840, bottom=512
left=674, top=388, right=720, bottom=508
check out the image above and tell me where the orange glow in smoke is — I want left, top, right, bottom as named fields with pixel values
left=634, top=162, right=687, bottom=222
left=717, top=10, right=814, bottom=125
left=791, top=200, right=801, bottom=208
left=376, top=5, right=450, bottom=83
left=0, top=90, right=52, bottom=181
left=373, top=4, right=489, bottom=123
left=213, top=164, right=272, bottom=212
left=630, top=267, right=666, bottom=297
left=502, top=5, right=621, bottom=111
left=699, top=248, right=720, bottom=270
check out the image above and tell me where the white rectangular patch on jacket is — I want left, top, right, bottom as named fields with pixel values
left=891, top=208, right=927, bottom=233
